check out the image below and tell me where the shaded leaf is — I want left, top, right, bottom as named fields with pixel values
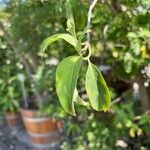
left=85, top=62, right=111, bottom=111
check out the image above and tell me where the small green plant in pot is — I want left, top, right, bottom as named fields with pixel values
left=19, top=65, right=63, bottom=149
left=0, top=76, right=22, bottom=127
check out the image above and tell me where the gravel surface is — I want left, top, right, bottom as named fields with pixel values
left=0, top=121, right=30, bottom=150
left=0, top=118, right=62, bottom=150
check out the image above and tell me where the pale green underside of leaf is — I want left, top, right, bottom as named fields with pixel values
left=56, top=56, right=82, bottom=115
left=85, top=62, right=111, bottom=111
left=73, top=88, right=83, bottom=102
left=40, top=34, right=77, bottom=56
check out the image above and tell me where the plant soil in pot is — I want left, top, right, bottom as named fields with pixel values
left=20, top=108, right=63, bottom=149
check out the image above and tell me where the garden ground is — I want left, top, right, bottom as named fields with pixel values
left=0, top=118, right=60, bottom=150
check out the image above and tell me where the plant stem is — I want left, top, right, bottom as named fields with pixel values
left=87, top=0, right=98, bottom=42
left=21, top=81, right=28, bottom=108
left=82, top=0, right=98, bottom=52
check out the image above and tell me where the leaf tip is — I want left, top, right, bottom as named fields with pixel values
left=66, top=109, right=76, bottom=116
left=71, top=112, right=76, bottom=116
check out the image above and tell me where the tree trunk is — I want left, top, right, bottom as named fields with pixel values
left=135, top=72, right=150, bottom=112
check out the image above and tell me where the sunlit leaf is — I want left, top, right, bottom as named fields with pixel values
left=56, top=56, right=82, bottom=115
left=124, top=52, right=133, bottom=73
left=40, top=34, right=77, bottom=56
left=73, top=88, right=82, bottom=102
left=66, top=18, right=76, bottom=38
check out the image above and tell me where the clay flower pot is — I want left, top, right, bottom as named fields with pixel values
left=4, top=111, right=22, bottom=127
left=20, top=108, right=62, bottom=149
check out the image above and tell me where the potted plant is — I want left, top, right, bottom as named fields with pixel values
left=19, top=65, right=63, bottom=149
left=0, top=77, right=22, bottom=127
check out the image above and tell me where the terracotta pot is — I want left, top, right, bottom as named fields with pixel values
left=4, top=111, right=22, bottom=127
left=20, top=108, right=62, bottom=149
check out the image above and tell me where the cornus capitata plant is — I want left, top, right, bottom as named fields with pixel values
left=40, top=0, right=111, bottom=115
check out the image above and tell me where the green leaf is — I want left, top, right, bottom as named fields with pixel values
left=73, top=88, right=90, bottom=107
left=66, top=18, right=76, bottom=38
left=78, top=27, right=91, bottom=41
left=85, top=62, right=111, bottom=111
left=124, top=52, right=133, bottom=73
left=56, top=56, right=82, bottom=115
left=40, top=34, right=77, bottom=56
left=73, top=88, right=83, bottom=102
left=66, top=19, right=82, bottom=54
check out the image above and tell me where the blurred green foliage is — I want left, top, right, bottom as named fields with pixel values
left=0, top=44, right=21, bottom=113
left=0, top=0, right=150, bottom=149
left=61, top=91, right=150, bottom=150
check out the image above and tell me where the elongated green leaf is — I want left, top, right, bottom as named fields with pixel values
left=56, top=56, right=82, bottom=115
left=85, top=62, right=111, bottom=111
left=66, top=18, right=76, bottom=38
left=40, top=34, right=77, bottom=56
left=66, top=19, right=81, bottom=54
